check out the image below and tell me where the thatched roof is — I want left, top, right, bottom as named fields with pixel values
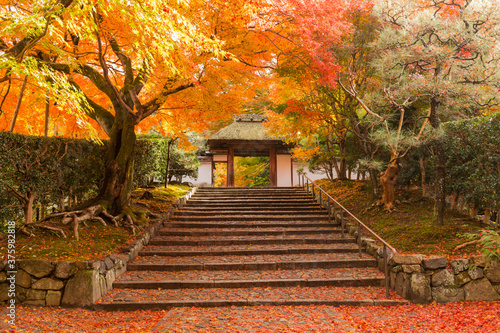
left=208, top=114, right=283, bottom=142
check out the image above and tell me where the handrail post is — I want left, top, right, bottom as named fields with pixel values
left=384, top=244, right=389, bottom=297
left=319, top=190, right=322, bottom=207
left=340, top=207, right=345, bottom=238
left=328, top=201, right=331, bottom=223
left=358, top=223, right=362, bottom=258
left=312, top=182, right=315, bottom=198
left=306, top=179, right=309, bottom=193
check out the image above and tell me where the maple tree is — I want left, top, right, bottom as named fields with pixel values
left=0, top=0, right=288, bottom=223
left=266, top=5, right=384, bottom=194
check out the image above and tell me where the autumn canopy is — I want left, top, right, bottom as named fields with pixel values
left=1, top=0, right=500, bottom=225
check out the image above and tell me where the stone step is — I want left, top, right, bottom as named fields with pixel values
left=192, top=191, right=311, bottom=196
left=169, top=215, right=329, bottom=222
left=139, top=243, right=360, bottom=257
left=127, top=258, right=376, bottom=271
left=115, top=267, right=383, bottom=285
left=186, top=199, right=318, bottom=205
left=195, top=187, right=305, bottom=191
left=179, top=206, right=323, bottom=212
left=95, top=286, right=408, bottom=311
left=149, top=235, right=356, bottom=246
left=158, top=227, right=341, bottom=237
left=131, top=252, right=372, bottom=265
left=163, top=221, right=339, bottom=228
left=182, top=202, right=322, bottom=209
left=174, top=210, right=327, bottom=217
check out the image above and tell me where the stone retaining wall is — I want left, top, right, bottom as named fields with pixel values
left=345, top=221, right=500, bottom=304
left=308, top=186, right=500, bottom=304
left=0, top=186, right=197, bottom=308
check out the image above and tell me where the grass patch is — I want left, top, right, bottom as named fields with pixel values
left=3, top=184, right=190, bottom=261
left=316, top=179, right=490, bottom=260
left=131, top=184, right=190, bottom=213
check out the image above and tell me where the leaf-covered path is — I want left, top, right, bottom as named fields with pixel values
left=3, top=301, right=500, bottom=332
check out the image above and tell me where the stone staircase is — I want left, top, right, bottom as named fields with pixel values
left=96, top=187, right=406, bottom=310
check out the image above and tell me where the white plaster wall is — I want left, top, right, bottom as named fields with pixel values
left=292, top=161, right=329, bottom=185
left=184, top=161, right=213, bottom=186
left=277, top=154, right=292, bottom=187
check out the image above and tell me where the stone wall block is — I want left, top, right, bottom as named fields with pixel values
left=485, top=267, right=500, bottom=283
left=432, top=287, right=465, bottom=303
left=19, top=260, right=54, bottom=278
left=23, top=300, right=45, bottom=306
left=402, top=273, right=411, bottom=299
left=493, top=284, right=500, bottom=295
left=26, top=289, right=46, bottom=300
left=390, top=271, right=397, bottom=289
left=61, top=269, right=100, bottom=308
left=55, top=261, right=77, bottom=279
left=468, top=267, right=484, bottom=280
left=46, top=290, right=62, bottom=306
left=32, top=278, right=64, bottom=290
left=422, top=257, right=447, bottom=270
left=455, top=271, right=472, bottom=287
left=98, top=275, right=106, bottom=297
left=395, top=272, right=404, bottom=295
left=15, top=270, right=32, bottom=288
left=402, top=265, right=424, bottom=274
left=16, top=286, right=27, bottom=302
left=103, top=257, right=114, bottom=270
left=463, top=278, right=500, bottom=301
left=0, top=260, right=6, bottom=271
left=105, top=269, right=116, bottom=293
left=410, top=273, right=432, bottom=304
left=392, top=254, right=423, bottom=266
left=431, top=269, right=454, bottom=287
left=0, top=284, right=9, bottom=302
left=470, top=255, right=486, bottom=268
left=451, top=259, right=469, bottom=274
left=0, top=272, right=6, bottom=283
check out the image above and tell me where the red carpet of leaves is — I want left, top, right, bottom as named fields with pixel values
left=2, top=301, right=500, bottom=332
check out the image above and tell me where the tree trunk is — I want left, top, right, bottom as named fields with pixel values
left=165, top=138, right=176, bottom=188
left=96, top=113, right=136, bottom=215
left=24, top=191, right=35, bottom=225
left=379, top=153, right=399, bottom=211
left=484, top=208, right=491, bottom=224
left=44, top=95, right=50, bottom=137
left=419, top=156, right=427, bottom=197
left=450, top=193, right=459, bottom=211
left=368, top=168, right=380, bottom=198
left=458, top=195, right=466, bottom=213
left=9, top=75, right=28, bottom=132
left=429, top=97, right=446, bottom=226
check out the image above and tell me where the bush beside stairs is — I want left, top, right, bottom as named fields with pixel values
left=95, top=187, right=407, bottom=310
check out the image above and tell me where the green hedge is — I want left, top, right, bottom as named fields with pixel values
left=0, top=132, right=199, bottom=225
left=444, top=114, right=500, bottom=210
left=135, top=135, right=198, bottom=187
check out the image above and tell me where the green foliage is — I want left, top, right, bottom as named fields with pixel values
left=461, top=230, right=500, bottom=267
left=0, top=132, right=106, bottom=225
left=135, top=135, right=199, bottom=187
left=235, top=157, right=270, bottom=187
left=0, top=132, right=198, bottom=225
left=444, top=114, right=500, bottom=210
